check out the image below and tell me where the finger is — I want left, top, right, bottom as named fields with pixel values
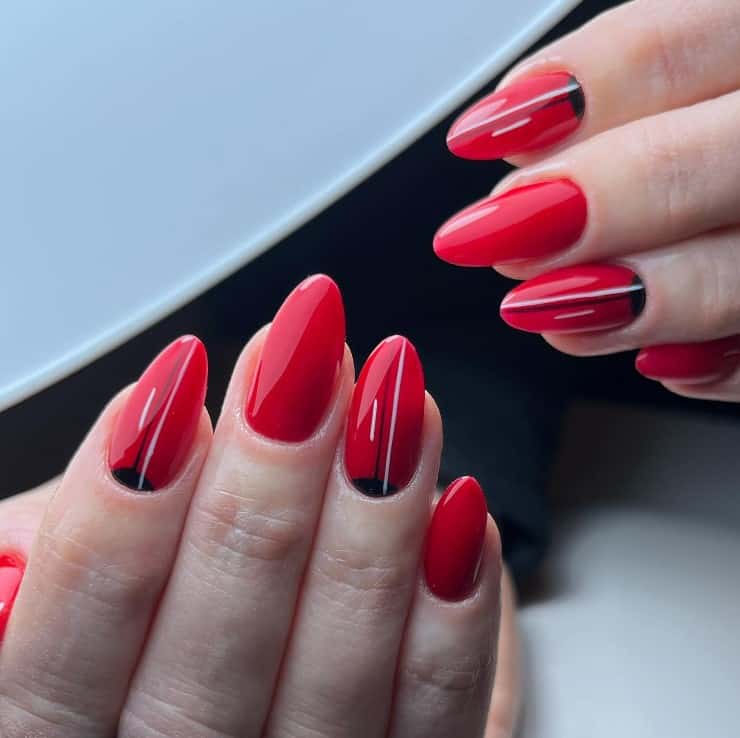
left=0, top=487, right=51, bottom=643
left=0, top=337, right=210, bottom=738
left=120, top=276, right=351, bottom=738
left=661, top=366, right=740, bottom=402
left=266, top=336, right=438, bottom=738
left=500, top=229, right=740, bottom=355
left=636, top=337, right=740, bottom=385
left=635, top=337, right=740, bottom=402
left=435, top=90, right=740, bottom=273
left=446, top=0, right=740, bottom=162
left=387, top=477, right=503, bottom=738
left=485, top=569, right=521, bottom=738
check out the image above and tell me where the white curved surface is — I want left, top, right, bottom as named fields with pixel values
left=520, top=404, right=740, bottom=738
left=0, top=0, right=580, bottom=411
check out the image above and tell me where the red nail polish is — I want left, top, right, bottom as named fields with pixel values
left=345, top=335, right=425, bottom=496
left=447, top=72, right=584, bottom=160
left=109, top=336, right=208, bottom=491
left=246, top=275, right=345, bottom=442
left=500, top=264, right=645, bottom=334
left=424, top=477, right=487, bottom=601
left=636, top=337, right=740, bottom=384
left=434, top=179, right=587, bottom=267
left=0, top=553, right=25, bottom=641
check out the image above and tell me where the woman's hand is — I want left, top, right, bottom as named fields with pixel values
left=434, top=0, right=740, bottom=401
left=0, top=276, right=520, bottom=738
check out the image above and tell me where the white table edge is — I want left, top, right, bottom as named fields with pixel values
left=2, top=0, right=580, bottom=413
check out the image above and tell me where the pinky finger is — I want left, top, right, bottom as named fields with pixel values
left=636, top=336, right=740, bottom=401
left=387, top=477, right=507, bottom=738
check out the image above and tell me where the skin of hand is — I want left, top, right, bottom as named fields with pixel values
left=435, top=0, right=740, bottom=402
left=0, top=277, right=521, bottom=738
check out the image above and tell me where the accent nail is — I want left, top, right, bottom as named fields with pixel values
left=636, top=337, right=740, bottom=384
left=109, top=335, right=208, bottom=492
left=246, top=275, right=345, bottom=442
left=434, top=179, right=587, bottom=267
left=0, top=553, right=25, bottom=641
left=424, top=477, right=487, bottom=601
left=500, top=264, right=645, bottom=334
left=345, top=335, right=425, bottom=496
left=447, top=72, right=585, bottom=160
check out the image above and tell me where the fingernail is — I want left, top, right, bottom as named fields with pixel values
left=500, top=264, right=645, bottom=334
left=345, top=335, right=425, bottom=496
left=424, top=477, right=488, bottom=601
left=447, top=72, right=584, bottom=160
left=636, top=337, right=740, bottom=384
left=246, top=275, right=345, bottom=442
left=0, top=553, right=25, bottom=641
left=434, top=179, right=587, bottom=267
left=109, top=335, right=208, bottom=492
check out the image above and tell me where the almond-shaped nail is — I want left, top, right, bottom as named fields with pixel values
left=434, top=179, right=587, bottom=266
left=109, top=335, right=208, bottom=491
left=447, top=72, right=584, bottom=160
left=500, top=264, right=645, bottom=334
left=345, top=335, right=425, bottom=496
left=636, top=337, right=740, bottom=384
left=246, top=274, right=345, bottom=442
left=424, top=477, right=488, bottom=601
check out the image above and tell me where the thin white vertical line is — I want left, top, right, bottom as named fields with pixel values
left=138, top=339, right=196, bottom=491
left=138, top=387, right=157, bottom=431
left=382, top=339, right=406, bottom=495
left=369, top=398, right=378, bottom=443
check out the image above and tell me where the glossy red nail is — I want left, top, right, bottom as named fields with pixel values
left=500, top=264, right=645, bottom=334
left=345, top=335, right=425, bottom=496
left=109, top=335, right=208, bottom=491
left=447, top=72, right=584, bottom=160
left=434, top=179, right=587, bottom=267
left=636, top=337, right=740, bottom=384
left=246, top=275, right=345, bottom=442
left=0, top=553, right=25, bottom=641
left=424, top=477, right=488, bottom=601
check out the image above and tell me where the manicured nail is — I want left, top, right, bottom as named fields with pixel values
left=246, top=275, right=345, bottom=442
left=500, top=264, right=645, bottom=334
left=424, top=477, right=488, bottom=601
left=434, top=179, right=587, bottom=267
left=345, top=335, right=425, bottom=496
left=636, top=337, right=740, bottom=384
left=0, top=553, right=26, bottom=641
left=447, top=72, right=584, bottom=160
left=109, top=336, right=208, bottom=491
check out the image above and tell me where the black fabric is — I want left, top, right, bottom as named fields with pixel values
left=3, top=0, right=737, bottom=584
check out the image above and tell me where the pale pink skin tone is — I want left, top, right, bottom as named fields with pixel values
left=475, top=0, right=740, bottom=402
left=0, top=329, right=520, bottom=738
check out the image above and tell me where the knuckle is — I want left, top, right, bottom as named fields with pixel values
left=402, top=649, right=494, bottom=696
left=0, top=689, right=98, bottom=738
left=120, top=692, right=241, bottom=738
left=696, top=242, right=740, bottom=334
left=312, top=546, right=411, bottom=616
left=638, top=114, right=705, bottom=233
left=190, top=482, right=309, bottom=568
left=34, top=526, right=160, bottom=620
left=646, top=2, right=696, bottom=98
